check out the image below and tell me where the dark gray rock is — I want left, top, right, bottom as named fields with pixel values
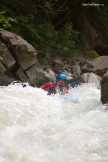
left=34, top=74, right=50, bottom=87
left=100, top=72, right=108, bottom=104
left=25, top=64, right=49, bottom=86
left=0, top=41, right=16, bottom=70
left=0, top=63, right=6, bottom=74
left=0, top=75, right=15, bottom=86
left=15, top=68, right=29, bottom=82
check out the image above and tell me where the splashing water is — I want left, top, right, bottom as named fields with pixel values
left=0, top=83, right=108, bottom=162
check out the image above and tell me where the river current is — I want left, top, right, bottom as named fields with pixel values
left=0, top=83, right=108, bottom=162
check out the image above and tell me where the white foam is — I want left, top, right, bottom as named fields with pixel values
left=0, top=83, right=108, bottom=162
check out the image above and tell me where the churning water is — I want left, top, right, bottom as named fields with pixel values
left=0, top=83, right=108, bottom=162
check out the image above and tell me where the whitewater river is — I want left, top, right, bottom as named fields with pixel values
left=0, top=83, right=108, bottom=162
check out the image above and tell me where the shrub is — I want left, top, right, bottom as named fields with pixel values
left=0, top=11, right=16, bottom=29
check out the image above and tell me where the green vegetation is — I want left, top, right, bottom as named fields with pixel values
left=0, top=11, right=16, bottom=29
left=0, top=0, right=108, bottom=57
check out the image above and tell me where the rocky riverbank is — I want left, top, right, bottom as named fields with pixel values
left=0, top=29, right=108, bottom=104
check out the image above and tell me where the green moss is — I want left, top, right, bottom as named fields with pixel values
left=84, top=50, right=99, bottom=58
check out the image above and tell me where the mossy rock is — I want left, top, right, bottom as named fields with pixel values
left=84, top=50, right=99, bottom=58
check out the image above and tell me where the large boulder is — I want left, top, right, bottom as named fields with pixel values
left=0, top=29, right=37, bottom=70
left=0, top=29, right=39, bottom=86
left=100, top=72, right=108, bottom=104
left=81, top=72, right=101, bottom=87
left=92, top=56, right=108, bottom=75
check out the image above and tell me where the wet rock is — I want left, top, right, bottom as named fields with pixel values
left=25, top=64, right=48, bottom=86
left=0, top=75, right=15, bottom=86
left=100, top=72, right=108, bottom=104
left=92, top=56, right=108, bottom=76
left=25, top=64, right=39, bottom=83
left=35, top=75, right=50, bottom=87
left=81, top=72, right=101, bottom=86
left=15, top=68, right=29, bottom=82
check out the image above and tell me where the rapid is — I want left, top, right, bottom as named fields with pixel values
left=0, top=83, right=108, bottom=162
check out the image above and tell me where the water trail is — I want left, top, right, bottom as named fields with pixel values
left=0, top=83, right=108, bottom=162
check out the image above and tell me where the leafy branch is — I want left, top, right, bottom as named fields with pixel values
left=0, top=11, right=16, bottom=29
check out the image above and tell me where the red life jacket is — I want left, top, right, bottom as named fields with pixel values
left=40, top=82, right=52, bottom=90
left=40, top=82, right=69, bottom=95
